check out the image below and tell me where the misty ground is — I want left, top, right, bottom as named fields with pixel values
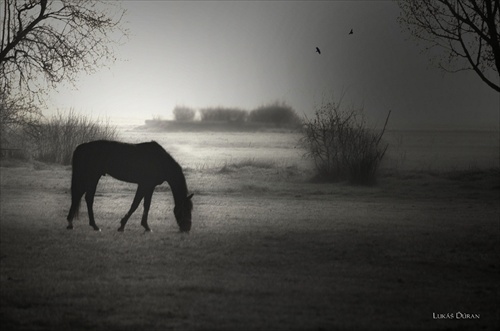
left=0, top=129, right=499, bottom=330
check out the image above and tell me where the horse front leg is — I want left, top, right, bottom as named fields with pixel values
left=118, top=185, right=145, bottom=232
left=67, top=189, right=84, bottom=230
left=141, top=188, right=155, bottom=232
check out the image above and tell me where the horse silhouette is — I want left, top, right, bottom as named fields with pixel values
left=66, top=140, right=193, bottom=232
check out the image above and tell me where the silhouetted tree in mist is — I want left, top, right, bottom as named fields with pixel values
left=398, top=0, right=500, bottom=93
left=173, top=106, right=196, bottom=121
left=249, top=102, right=301, bottom=128
left=0, top=0, right=127, bottom=136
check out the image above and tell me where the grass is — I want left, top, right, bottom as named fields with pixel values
left=1, top=157, right=499, bottom=330
left=1, top=127, right=499, bottom=330
left=218, top=158, right=277, bottom=174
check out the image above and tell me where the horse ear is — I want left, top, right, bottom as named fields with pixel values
left=187, top=193, right=194, bottom=200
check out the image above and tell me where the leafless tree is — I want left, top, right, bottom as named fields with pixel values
left=398, top=0, right=500, bottom=93
left=0, top=0, right=127, bottom=133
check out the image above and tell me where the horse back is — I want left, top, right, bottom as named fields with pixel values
left=72, top=140, right=171, bottom=185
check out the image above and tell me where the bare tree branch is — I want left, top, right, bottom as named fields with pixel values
left=399, top=0, right=500, bottom=92
left=0, top=0, right=127, bottom=135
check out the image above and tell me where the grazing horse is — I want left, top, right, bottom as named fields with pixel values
left=66, top=140, right=193, bottom=232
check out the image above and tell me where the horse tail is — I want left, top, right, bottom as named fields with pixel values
left=69, top=145, right=86, bottom=219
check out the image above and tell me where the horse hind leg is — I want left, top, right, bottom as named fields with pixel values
left=140, top=188, right=154, bottom=232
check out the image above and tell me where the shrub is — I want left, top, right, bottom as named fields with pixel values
left=300, top=98, right=391, bottom=185
left=199, top=107, right=247, bottom=122
left=33, top=110, right=118, bottom=165
left=0, top=124, right=31, bottom=160
left=173, top=106, right=196, bottom=121
left=249, top=102, right=301, bottom=127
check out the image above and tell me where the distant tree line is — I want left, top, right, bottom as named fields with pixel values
left=199, top=107, right=248, bottom=122
left=172, top=102, right=301, bottom=128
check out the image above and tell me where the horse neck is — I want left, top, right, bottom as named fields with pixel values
left=166, top=168, right=188, bottom=206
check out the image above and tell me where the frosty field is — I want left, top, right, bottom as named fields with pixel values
left=0, top=128, right=498, bottom=330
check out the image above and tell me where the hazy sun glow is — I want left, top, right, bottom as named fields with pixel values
left=47, top=1, right=499, bottom=130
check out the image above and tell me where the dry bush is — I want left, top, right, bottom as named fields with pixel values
left=301, top=98, right=390, bottom=185
left=33, top=110, right=117, bottom=165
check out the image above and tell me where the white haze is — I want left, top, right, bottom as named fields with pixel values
left=48, top=1, right=499, bottom=130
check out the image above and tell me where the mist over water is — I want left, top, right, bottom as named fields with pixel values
left=382, top=130, right=500, bottom=170
left=114, top=123, right=499, bottom=173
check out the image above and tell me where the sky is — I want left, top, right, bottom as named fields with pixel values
left=48, top=1, right=499, bottom=130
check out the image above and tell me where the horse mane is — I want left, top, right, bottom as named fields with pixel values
left=151, top=141, right=189, bottom=205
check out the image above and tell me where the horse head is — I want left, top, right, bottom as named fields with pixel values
left=174, top=193, right=193, bottom=232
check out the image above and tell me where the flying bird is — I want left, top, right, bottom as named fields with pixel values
left=349, top=29, right=353, bottom=35
left=315, top=47, right=321, bottom=54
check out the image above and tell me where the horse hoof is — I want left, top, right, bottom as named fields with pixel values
left=66, top=225, right=73, bottom=230
left=144, top=229, right=152, bottom=233
left=93, top=227, right=101, bottom=232
left=117, top=227, right=124, bottom=232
